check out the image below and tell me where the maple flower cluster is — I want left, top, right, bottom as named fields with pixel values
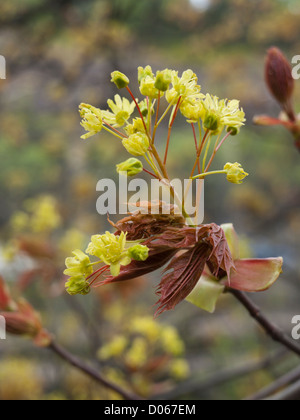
left=78, top=66, right=247, bottom=184
left=62, top=65, right=283, bottom=315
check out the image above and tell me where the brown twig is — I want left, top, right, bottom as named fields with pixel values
left=246, top=365, right=300, bottom=400
left=48, top=340, right=142, bottom=400
left=229, top=289, right=300, bottom=358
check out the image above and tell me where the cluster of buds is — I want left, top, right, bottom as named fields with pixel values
left=0, top=276, right=51, bottom=346
left=254, top=47, right=300, bottom=151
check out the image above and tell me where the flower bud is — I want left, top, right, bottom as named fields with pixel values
left=111, top=71, right=130, bottom=89
left=155, top=70, right=172, bottom=92
left=65, top=276, right=91, bottom=296
left=265, top=47, right=295, bottom=120
left=128, top=244, right=149, bottom=262
left=1, top=299, right=51, bottom=347
left=116, top=158, right=143, bottom=176
left=227, top=126, right=239, bottom=136
left=204, top=113, right=220, bottom=132
left=138, top=66, right=154, bottom=84
left=122, top=133, right=150, bottom=156
left=224, top=162, right=249, bottom=184
left=140, top=77, right=160, bottom=99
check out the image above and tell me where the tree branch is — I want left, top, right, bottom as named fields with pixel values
left=229, top=289, right=300, bottom=357
left=48, top=340, right=142, bottom=401
left=246, top=365, right=300, bottom=400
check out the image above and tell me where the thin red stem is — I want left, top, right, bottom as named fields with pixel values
left=126, top=86, right=149, bottom=135
left=205, top=130, right=232, bottom=172
left=190, top=129, right=209, bottom=178
left=103, top=121, right=127, bottom=138
left=143, top=168, right=159, bottom=179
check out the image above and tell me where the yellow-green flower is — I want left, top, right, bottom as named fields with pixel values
left=111, top=71, right=129, bottom=89
left=65, top=276, right=91, bottom=296
left=166, top=69, right=203, bottom=105
left=98, top=336, right=128, bottom=360
left=140, top=76, right=161, bottom=99
left=102, top=95, right=135, bottom=128
left=124, top=118, right=146, bottom=136
left=180, top=99, right=204, bottom=123
left=86, top=232, right=131, bottom=277
left=221, top=99, right=246, bottom=131
left=128, top=244, right=149, bottom=261
left=201, top=94, right=245, bottom=134
left=224, top=162, right=249, bottom=184
left=169, top=359, right=190, bottom=380
left=116, top=158, right=143, bottom=176
left=64, top=249, right=93, bottom=278
left=138, top=65, right=154, bottom=84
left=155, top=69, right=172, bottom=92
left=79, top=103, right=103, bottom=139
left=122, top=132, right=150, bottom=156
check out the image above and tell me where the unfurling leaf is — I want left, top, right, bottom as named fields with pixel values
left=185, top=272, right=225, bottom=313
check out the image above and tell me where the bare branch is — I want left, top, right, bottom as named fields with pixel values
left=229, top=289, right=300, bottom=357
left=48, top=340, right=142, bottom=401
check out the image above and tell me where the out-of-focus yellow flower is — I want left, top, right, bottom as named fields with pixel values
left=28, top=196, right=61, bottom=233
left=130, top=316, right=161, bottom=342
left=79, top=103, right=103, bottom=139
left=102, top=95, right=135, bottom=127
left=98, top=335, right=129, bottom=360
left=122, top=132, right=150, bottom=156
left=169, top=359, right=190, bottom=380
left=0, top=358, right=43, bottom=400
left=125, top=337, right=148, bottom=368
left=224, top=162, right=249, bottom=184
left=10, top=211, right=29, bottom=232
left=86, top=231, right=131, bottom=277
left=161, top=326, right=185, bottom=356
left=58, top=229, right=86, bottom=256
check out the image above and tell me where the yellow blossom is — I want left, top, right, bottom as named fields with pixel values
left=86, top=231, right=131, bottom=277
left=224, top=162, right=249, bottom=184
left=161, top=326, right=185, bottom=356
left=166, top=69, right=204, bottom=105
left=125, top=338, right=148, bottom=368
left=79, top=103, right=103, bottom=139
left=201, top=94, right=245, bottom=133
left=64, top=249, right=93, bottom=278
left=65, top=276, right=91, bottom=296
left=111, top=71, right=129, bottom=89
left=122, top=132, right=150, bottom=156
left=102, top=95, right=135, bottom=127
left=98, top=336, right=129, bottom=360
left=169, top=359, right=190, bottom=380
left=116, top=158, right=143, bottom=176
left=124, top=118, right=146, bottom=136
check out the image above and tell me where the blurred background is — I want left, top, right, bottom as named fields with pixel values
left=0, top=0, right=300, bottom=400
